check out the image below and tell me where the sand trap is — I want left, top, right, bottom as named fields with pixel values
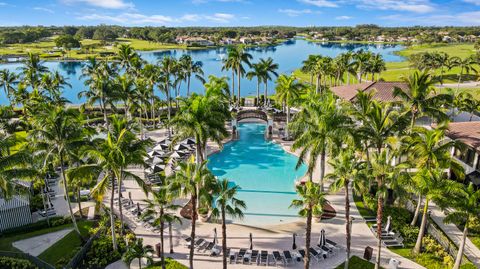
left=13, top=228, right=73, bottom=256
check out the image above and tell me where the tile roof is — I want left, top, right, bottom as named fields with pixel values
left=331, top=81, right=409, bottom=102
left=445, top=121, right=480, bottom=152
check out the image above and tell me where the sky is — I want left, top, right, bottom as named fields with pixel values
left=1, top=0, right=480, bottom=27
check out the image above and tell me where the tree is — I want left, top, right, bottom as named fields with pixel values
left=259, top=57, right=279, bottom=101
left=290, top=90, right=350, bottom=191
left=246, top=62, right=265, bottom=103
left=158, top=56, right=177, bottom=137
left=274, top=74, right=304, bottom=139
left=141, top=185, right=181, bottom=269
left=116, top=44, right=140, bottom=75
left=368, top=53, right=386, bottom=81
left=54, top=34, right=81, bottom=51
left=30, top=106, right=86, bottom=237
left=224, top=46, right=252, bottom=104
left=18, top=53, right=48, bottom=90
left=122, top=238, right=154, bottom=269
left=179, top=55, right=205, bottom=96
left=211, top=179, right=246, bottom=269
left=394, top=71, right=451, bottom=130
left=353, top=50, right=372, bottom=83
left=450, top=56, right=477, bottom=89
left=290, top=181, right=328, bottom=269
left=444, top=183, right=480, bottom=269
left=0, top=69, right=18, bottom=105
left=301, top=55, right=319, bottom=85
left=170, top=158, right=216, bottom=269
left=327, top=149, right=366, bottom=269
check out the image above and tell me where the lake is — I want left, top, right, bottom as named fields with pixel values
left=0, top=39, right=404, bottom=105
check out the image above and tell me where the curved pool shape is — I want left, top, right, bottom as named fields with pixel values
left=208, top=122, right=307, bottom=225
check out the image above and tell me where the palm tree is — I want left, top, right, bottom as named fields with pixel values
left=140, top=63, right=159, bottom=127
left=404, top=125, right=464, bottom=254
left=450, top=56, right=477, bottom=89
left=290, top=91, right=351, bottom=191
left=116, top=44, right=140, bottom=75
left=115, top=74, right=137, bottom=121
left=179, top=55, right=205, bottom=96
left=275, top=74, right=304, bottom=139
left=246, top=62, right=265, bottom=103
left=435, top=52, right=449, bottom=85
left=444, top=183, right=480, bottom=269
left=301, top=55, right=318, bottom=85
left=170, top=158, right=216, bottom=269
left=327, top=149, right=366, bottom=269
left=158, top=56, right=177, bottom=136
left=394, top=71, right=451, bottom=130
left=290, top=181, right=328, bottom=269
left=353, top=50, right=372, bottom=83
left=259, top=57, right=279, bottom=102
left=0, top=69, right=18, bottom=105
left=224, top=46, right=252, bottom=104
left=369, top=54, right=386, bottom=81
left=18, top=52, right=48, bottom=90
left=30, top=106, right=86, bottom=236
left=141, top=186, right=181, bottom=269
left=122, top=238, right=154, bottom=269
left=211, top=179, right=246, bottom=269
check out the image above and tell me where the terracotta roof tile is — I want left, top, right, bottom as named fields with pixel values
left=445, top=121, right=480, bottom=151
left=331, top=81, right=408, bottom=102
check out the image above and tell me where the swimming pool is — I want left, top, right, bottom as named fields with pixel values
left=208, top=122, right=307, bottom=225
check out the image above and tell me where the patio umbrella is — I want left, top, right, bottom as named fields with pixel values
left=249, top=233, right=253, bottom=250
left=152, top=156, right=164, bottom=164
left=292, top=233, right=297, bottom=250
left=183, top=138, right=196, bottom=145
left=151, top=165, right=165, bottom=173
left=213, top=228, right=218, bottom=245
left=153, top=144, right=169, bottom=151
left=174, top=144, right=189, bottom=151
left=158, top=138, right=172, bottom=145
left=318, top=229, right=326, bottom=247
left=385, top=216, right=392, bottom=233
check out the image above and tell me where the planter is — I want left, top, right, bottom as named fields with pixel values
left=199, top=213, right=210, bottom=222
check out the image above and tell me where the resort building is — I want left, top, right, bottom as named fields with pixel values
left=331, top=81, right=408, bottom=103
left=445, top=121, right=480, bottom=187
left=0, top=195, right=32, bottom=232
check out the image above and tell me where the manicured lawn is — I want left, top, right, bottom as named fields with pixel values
left=37, top=230, right=83, bottom=266
left=397, top=43, right=477, bottom=59
left=390, top=244, right=474, bottom=269
left=470, top=236, right=480, bottom=251
left=145, top=258, right=188, bottom=269
left=352, top=195, right=376, bottom=219
left=335, top=256, right=381, bottom=269
left=0, top=220, right=93, bottom=252
left=116, top=38, right=192, bottom=51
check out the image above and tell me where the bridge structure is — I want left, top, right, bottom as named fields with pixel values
left=232, top=109, right=273, bottom=139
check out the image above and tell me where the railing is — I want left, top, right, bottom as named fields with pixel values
left=236, top=110, right=268, bottom=122
left=64, top=228, right=104, bottom=269
left=0, top=251, right=55, bottom=269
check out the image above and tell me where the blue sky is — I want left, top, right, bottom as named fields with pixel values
left=1, top=0, right=480, bottom=27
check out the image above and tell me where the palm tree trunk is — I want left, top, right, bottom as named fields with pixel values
left=347, top=72, right=350, bottom=85
left=315, top=75, right=320, bottom=94
left=319, top=150, right=326, bottom=192
left=375, top=192, right=384, bottom=269
left=222, top=205, right=227, bottom=269
left=237, top=66, right=241, bottom=105
left=187, top=76, right=191, bottom=96
left=169, top=222, right=174, bottom=253
left=264, top=82, right=268, bottom=105
left=231, top=70, right=235, bottom=99
left=286, top=105, right=290, bottom=139
left=256, top=79, right=260, bottom=106
left=413, top=198, right=429, bottom=254
left=344, top=183, right=351, bottom=269
left=160, top=208, right=165, bottom=269
left=59, top=155, right=81, bottom=237
left=110, top=176, right=118, bottom=250
left=453, top=224, right=468, bottom=269
left=309, top=74, right=313, bottom=85
left=118, top=173, right=124, bottom=236
left=458, top=71, right=463, bottom=91
left=101, top=97, right=108, bottom=127
left=166, top=86, right=171, bottom=138
left=304, top=204, right=312, bottom=269
left=410, top=193, right=422, bottom=226
left=189, top=192, right=197, bottom=269
left=77, top=188, right=83, bottom=218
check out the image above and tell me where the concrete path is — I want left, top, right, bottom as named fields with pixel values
left=430, top=202, right=480, bottom=267
left=12, top=228, right=73, bottom=256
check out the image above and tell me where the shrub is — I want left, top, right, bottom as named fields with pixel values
left=240, top=97, right=245, bottom=106
left=362, top=194, right=377, bottom=212
left=0, top=256, right=38, bottom=269
left=422, top=236, right=453, bottom=267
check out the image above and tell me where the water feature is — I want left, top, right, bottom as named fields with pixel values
left=0, top=39, right=404, bottom=105
left=207, top=122, right=307, bottom=225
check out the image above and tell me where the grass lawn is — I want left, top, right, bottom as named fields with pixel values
left=116, top=38, right=192, bottom=51
left=470, top=236, right=480, bottom=251
left=0, top=220, right=93, bottom=253
left=397, top=43, right=477, bottom=59
left=145, top=258, right=188, bottom=269
left=352, top=195, right=376, bottom=220
left=335, top=256, right=382, bottom=269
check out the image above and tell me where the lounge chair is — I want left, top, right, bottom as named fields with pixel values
left=325, top=239, right=339, bottom=249
left=383, top=240, right=404, bottom=248
left=197, top=241, right=209, bottom=252
left=229, top=250, right=236, bottom=264
left=192, top=238, right=205, bottom=249
left=250, top=250, right=259, bottom=265
left=273, top=251, right=284, bottom=266
left=283, top=250, right=293, bottom=264
left=259, top=250, right=268, bottom=266
left=210, top=245, right=221, bottom=256
left=308, top=248, right=323, bottom=262
left=297, top=249, right=306, bottom=262
left=204, top=242, right=215, bottom=252
left=318, top=245, right=333, bottom=257
left=236, top=248, right=247, bottom=263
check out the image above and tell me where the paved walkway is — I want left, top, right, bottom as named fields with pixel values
left=12, top=228, right=73, bottom=256
left=430, top=202, right=480, bottom=267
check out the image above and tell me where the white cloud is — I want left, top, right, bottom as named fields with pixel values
left=379, top=11, right=480, bottom=26
left=33, top=7, right=55, bottom=13
left=335, top=15, right=352, bottom=20
left=63, top=0, right=134, bottom=9
left=192, top=0, right=248, bottom=4
left=358, top=0, right=435, bottom=13
left=78, top=12, right=236, bottom=25
left=0, top=2, right=6, bottom=6
left=299, top=0, right=339, bottom=8
left=463, top=0, right=480, bottom=5
left=278, top=8, right=313, bottom=17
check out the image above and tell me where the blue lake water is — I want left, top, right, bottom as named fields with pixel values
left=207, top=122, right=307, bottom=225
left=0, top=39, right=404, bottom=105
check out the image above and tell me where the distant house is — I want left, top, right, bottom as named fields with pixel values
left=444, top=121, right=480, bottom=187
left=330, top=81, right=408, bottom=103
left=183, top=37, right=214, bottom=46
left=0, top=195, right=32, bottom=232
left=239, top=37, right=253, bottom=44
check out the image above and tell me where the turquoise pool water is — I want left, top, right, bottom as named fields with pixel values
left=208, top=122, right=307, bottom=225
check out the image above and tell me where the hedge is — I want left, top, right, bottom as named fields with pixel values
left=0, top=256, right=38, bottom=269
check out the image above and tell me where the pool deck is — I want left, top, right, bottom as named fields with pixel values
left=114, top=121, right=425, bottom=269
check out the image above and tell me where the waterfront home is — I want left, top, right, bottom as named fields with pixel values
left=331, top=82, right=409, bottom=103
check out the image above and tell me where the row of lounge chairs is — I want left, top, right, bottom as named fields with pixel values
left=115, top=197, right=163, bottom=234
left=183, top=236, right=340, bottom=267
left=367, top=217, right=405, bottom=248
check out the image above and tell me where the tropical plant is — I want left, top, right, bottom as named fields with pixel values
left=18, top=52, right=48, bottom=90
left=179, top=54, right=205, bottom=96
left=259, top=57, right=279, bottom=101
left=223, top=46, right=252, bottom=104
left=246, top=62, right=266, bottom=102
left=211, top=179, right=246, bottom=269
left=0, top=69, right=18, bottom=105
left=122, top=238, right=154, bottom=269
left=158, top=56, right=177, bottom=136
left=290, top=181, right=328, bottom=269
left=450, top=56, right=478, bottom=89
left=274, top=74, right=304, bottom=139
